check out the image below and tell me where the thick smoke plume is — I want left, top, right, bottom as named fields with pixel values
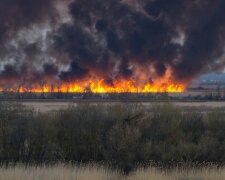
left=0, top=0, right=225, bottom=89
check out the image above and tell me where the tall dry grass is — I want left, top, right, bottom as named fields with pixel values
left=127, top=167, right=225, bottom=180
left=0, top=164, right=121, bottom=180
left=0, top=164, right=225, bottom=180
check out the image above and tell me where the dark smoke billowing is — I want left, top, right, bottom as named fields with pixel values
left=0, top=0, right=225, bottom=88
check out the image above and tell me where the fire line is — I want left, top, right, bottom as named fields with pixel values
left=0, top=79, right=185, bottom=93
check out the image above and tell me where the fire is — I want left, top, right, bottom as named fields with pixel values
left=0, top=66, right=186, bottom=93
left=0, top=79, right=185, bottom=93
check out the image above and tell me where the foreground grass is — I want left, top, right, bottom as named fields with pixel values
left=1, top=164, right=225, bottom=180
left=0, top=164, right=120, bottom=180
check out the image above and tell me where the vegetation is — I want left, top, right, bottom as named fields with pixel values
left=1, top=164, right=225, bottom=180
left=0, top=102, right=225, bottom=173
left=1, top=91, right=225, bottom=101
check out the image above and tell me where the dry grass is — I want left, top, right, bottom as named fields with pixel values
left=17, top=101, right=225, bottom=112
left=0, top=164, right=121, bottom=180
left=128, top=167, right=225, bottom=180
left=0, top=164, right=225, bottom=180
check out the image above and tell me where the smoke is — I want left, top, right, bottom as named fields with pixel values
left=0, top=0, right=57, bottom=43
left=0, top=0, right=225, bottom=87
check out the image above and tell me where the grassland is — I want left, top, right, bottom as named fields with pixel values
left=3, top=100, right=225, bottom=112
left=0, top=164, right=225, bottom=180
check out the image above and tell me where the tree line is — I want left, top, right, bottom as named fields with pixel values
left=0, top=102, right=225, bottom=172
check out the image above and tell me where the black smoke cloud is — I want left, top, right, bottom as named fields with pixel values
left=0, top=0, right=57, bottom=43
left=0, top=0, right=225, bottom=86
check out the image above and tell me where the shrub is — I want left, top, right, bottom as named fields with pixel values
left=0, top=102, right=225, bottom=172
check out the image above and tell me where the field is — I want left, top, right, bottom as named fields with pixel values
left=1, top=164, right=225, bottom=180
left=5, top=100, right=225, bottom=112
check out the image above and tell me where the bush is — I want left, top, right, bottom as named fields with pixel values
left=0, top=102, right=225, bottom=172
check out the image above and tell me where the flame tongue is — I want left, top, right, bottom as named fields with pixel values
left=0, top=79, right=185, bottom=93
left=0, top=66, right=186, bottom=93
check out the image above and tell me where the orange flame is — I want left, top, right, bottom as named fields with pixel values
left=0, top=79, right=185, bottom=93
left=0, top=67, right=186, bottom=93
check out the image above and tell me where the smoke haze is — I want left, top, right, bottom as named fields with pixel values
left=0, top=0, right=225, bottom=89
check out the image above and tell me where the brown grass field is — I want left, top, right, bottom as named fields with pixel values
left=0, top=164, right=225, bottom=180
left=11, top=100, right=225, bottom=112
